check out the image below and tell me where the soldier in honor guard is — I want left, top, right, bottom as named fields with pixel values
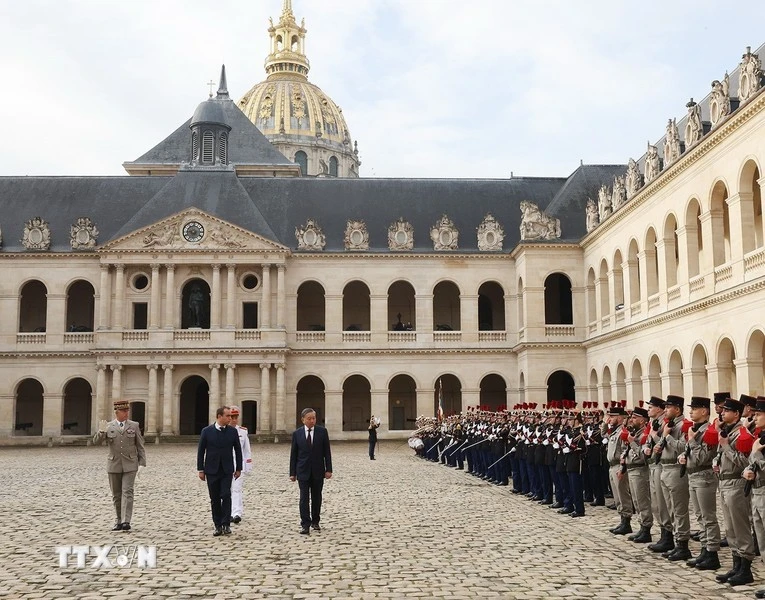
left=582, top=402, right=606, bottom=507
left=645, top=396, right=675, bottom=553
left=94, top=399, right=147, bottom=532
left=622, top=405, right=653, bottom=543
left=563, top=411, right=586, bottom=517
left=653, top=395, right=694, bottom=560
left=714, top=396, right=756, bottom=586
left=744, top=396, right=765, bottom=598
left=679, top=396, right=722, bottom=570
left=606, top=403, right=633, bottom=535
left=229, top=406, right=253, bottom=524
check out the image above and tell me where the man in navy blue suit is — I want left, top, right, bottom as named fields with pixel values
left=197, top=406, right=243, bottom=536
left=290, top=407, right=333, bottom=535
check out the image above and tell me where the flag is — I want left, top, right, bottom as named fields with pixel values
left=437, top=377, right=444, bottom=421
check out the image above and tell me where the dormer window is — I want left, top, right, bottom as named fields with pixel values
left=218, top=132, right=228, bottom=165
left=202, top=131, right=214, bottom=164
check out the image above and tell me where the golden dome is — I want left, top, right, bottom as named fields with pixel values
left=237, top=0, right=359, bottom=176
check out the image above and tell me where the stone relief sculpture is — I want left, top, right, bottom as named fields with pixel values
left=611, top=176, right=627, bottom=211
left=295, top=218, right=326, bottom=250
left=344, top=219, right=369, bottom=250
left=644, top=143, right=661, bottom=183
left=585, top=198, right=600, bottom=233
left=477, top=214, right=504, bottom=251
left=143, top=225, right=179, bottom=248
left=519, top=201, right=561, bottom=241
left=388, top=217, right=414, bottom=251
left=625, top=158, right=643, bottom=199
left=597, top=184, right=612, bottom=221
left=663, top=118, right=681, bottom=165
left=684, top=98, right=704, bottom=147
left=738, top=46, right=763, bottom=103
left=70, top=217, right=99, bottom=250
left=710, top=73, right=731, bottom=127
left=318, top=158, right=329, bottom=175
left=206, top=226, right=247, bottom=249
left=430, top=215, right=459, bottom=250
left=22, top=216, right=51, bottom=251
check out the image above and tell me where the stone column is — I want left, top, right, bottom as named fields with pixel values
left=655, top=239, right=669, bottom=296
left=260, top=363, right=271, bottom=432
left=325, top=294, right=343, bottom=335
left=460, top=294, right=478, bottom=333
left=98, top=264, right=111, bottom=330
left=275, top=362, right=286, bottom=432
left=224, top=363, right=236, bottom=405
left=461, top=387, right=480, bottom=413
left=416, top=387, right=433, bottom=420
left=636, top=252, right=648, bottom=303
left=47, top=293, right=66, bottom=334
left=43, top=393, right=63, bottom=437
left=211, top=264, right=221, bottom=329
left=276, top=264, right=286, bottom=329
left=113, top=264, right=125, bottom=330
left=209, top=364, right=220, bottom=424
left=162, top=364, right=174, bottom=434
left=594, top=277, right=605, bottom=322
left=96, top=364, right=108, bottom=421
left=415, top=294, right=433, bottom=333
left=735, top=358, right=760, bottom=397
left=261, top=264, right=271, bottom=329
left=226, top=264, right=236, bottom=329
left=164, top=265, right=175, bottom=328
left=705, top=365, right=724, bottom=398
left=110, top=365, right=122, bottom=401
left=623, top=258, right=638, bottom=312
left=503, top=293, right=515, bottom=334
left=149, top=264, right=161, bottom=329
left=0, top=394, right=14, bottom=437
left=728, top=192, right=755, bottom=260
left=146, top=364, right=159, bottom=436
left=370, top=294, right=387, bottom=335
left=675, top=227, right=691, bottom=287
left=370, top=389, right=387, bottom=433
left=324, top=388, right=342, bottom=431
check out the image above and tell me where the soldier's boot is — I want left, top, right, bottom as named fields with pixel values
left=727, top=557, right=754, bottom=586
left=608, top=518, right=624, bottom=533
left=630, top=526, right=652, bottom=543
left=667, top=539, right=692, bottom=561
left=694, top=550, right=720, bottom=571
left=686, top=547, right=708, bottom=567
left=715, top=554, right=741, bottom=583
left=648, top=528, right=675, bottom=553
left=611, top=517, right=632, bottom=535
left=755, top=587, right=765, bottom=599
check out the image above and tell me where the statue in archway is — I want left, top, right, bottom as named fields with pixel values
left=188, top=284, right=206, bottom=328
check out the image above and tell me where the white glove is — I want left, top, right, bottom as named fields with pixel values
left=98, top=419, right=109, bottom=433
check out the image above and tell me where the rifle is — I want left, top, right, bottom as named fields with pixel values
left=745, top=463, right=760, bottom=497
left=680, top=422, right=704, bottom=478
left=619, top=426, right=639, bottom=474
left=653, top=417, right=677, bottom=465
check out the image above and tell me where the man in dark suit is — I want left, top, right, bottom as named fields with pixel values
left=197, top=406, right=242, bottom=536
left=290, top=407, right=333, bottom=535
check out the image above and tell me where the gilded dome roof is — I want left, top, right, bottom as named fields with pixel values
left=238, top=78, right=352, bottom=152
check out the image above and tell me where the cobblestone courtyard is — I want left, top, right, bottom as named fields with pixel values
left=0, top=441, right=759, bottom=599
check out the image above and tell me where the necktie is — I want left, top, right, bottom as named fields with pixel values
left=307, top=428, right=313, bottom=448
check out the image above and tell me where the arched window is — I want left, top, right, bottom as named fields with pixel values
left=710, top=181, right=730, bottom=266
left=477, top=281, right=505, bottom=330
left=218, top=132, right=228, bottom=165
left=544, top=273, right=572, bottom=324
left=295, top=151, right=308, bottom=175
left=685, top=199, right=702, bottom=278
left=329, top=156, right=339, bottom=177
left=296, top=281, right=325, bottom=331
left=202, top=131, right=214, bottom=164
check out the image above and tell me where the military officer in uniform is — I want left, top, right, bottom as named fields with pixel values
left=606, top=404, right=633, bottom=535
left=623, top=406, right=653, bottom=543
left=229, top=406, right=252, bottom=524
left=744, top=396, right=765, bottom=598
left=715, top=397, right=756, bottom=586
left=94, top=399, right=147, bottom=532
left=645, top=396, right=675, bottom=553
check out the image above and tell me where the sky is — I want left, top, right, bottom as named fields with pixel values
left=2, top=0, right=765, bottom=179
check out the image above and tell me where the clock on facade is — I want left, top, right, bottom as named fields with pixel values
left=182, top=221, right=205, bottom=243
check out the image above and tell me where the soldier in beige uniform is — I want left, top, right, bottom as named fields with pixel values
left=93, top=399, right=147, bottom=531
left=678, top=396, right=721, bottom=570
left=623, top=406, right=652, bottom=543
left=606, top=404, right=633, bottom=536
left=645, top=396, right=675, bottom=553
left=744, top=396, right=765, bottom=599
left=715, top=397, right=756, bottom=586
left=654, top=394, right=693, bottom=560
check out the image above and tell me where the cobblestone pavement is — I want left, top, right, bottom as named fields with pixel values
left=0, top=441, right=760, bottom=599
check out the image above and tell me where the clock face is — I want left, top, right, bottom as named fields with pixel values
left=182, top=221, right=204, bottom=243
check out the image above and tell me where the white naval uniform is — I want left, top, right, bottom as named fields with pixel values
left=231, top=425, right=253, bottom=518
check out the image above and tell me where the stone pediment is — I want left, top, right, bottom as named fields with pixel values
left=102, top=209, right=289, bottom=253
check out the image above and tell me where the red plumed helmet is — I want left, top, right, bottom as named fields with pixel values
left=621, top=400, right=627, bottom=407
left=638, top=400, right=644, bottom=407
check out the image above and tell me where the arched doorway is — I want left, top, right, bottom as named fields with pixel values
left=19, top=281, right=47, bottom=332
left=179, top=375, right=209, bottom=435
left=433, top=281, right=461, bottom=331
left=242, top=400, right=258, bottom=434
left=130, top=401, right=146, bottom=435
left=480, top=374, right=507, bottom=411
left=544, top=273, right=573, bottom=324
left=478, top=281, right=505, bottom=330
left=181, top=279, right=211, bottom=329
left=547, top=370, right=575, bottom=403
left=66, top=280, right=95, bottom=331
left=434, top=374, right=462, bottom=416
left=296, top=281, right=325, bottom=331
left=62, top=378, right=92, bottom=435
left=343, top=375, right=371, bottom=431
left=296, top=375, right=325, bottom=427
left=15, top=379, right=43, bottom=436
left=388, top=374, right=416, bottom=430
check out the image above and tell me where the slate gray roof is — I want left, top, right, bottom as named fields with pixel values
left=125, top=95, right=293, bottom=169
left=546, top=165, right=627, bottom=241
